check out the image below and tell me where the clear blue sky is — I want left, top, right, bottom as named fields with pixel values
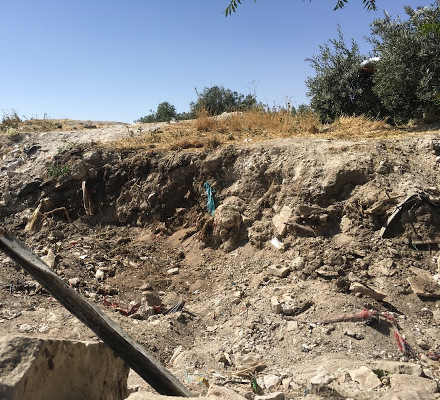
left=0, top=0, right=427, bottom=123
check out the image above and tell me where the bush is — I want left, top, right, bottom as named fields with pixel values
left=369, top=2, right=440, bottom=123
left=306, top=28, right=382, bottom=123
left=1, top=110, right=21, bottom=132
left=136, top=101, right=177, bottom=123
left=306, top=2, right=440, bottom=123
left=190, top=85, right=257, bottom=116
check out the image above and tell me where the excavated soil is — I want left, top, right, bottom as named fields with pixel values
left=1, top=122, right=440, bottom=399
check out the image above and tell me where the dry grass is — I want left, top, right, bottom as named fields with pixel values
left=107, top=109, right=422, bottom=152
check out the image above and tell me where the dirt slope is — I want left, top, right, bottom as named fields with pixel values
left=1, top=122, right=440, bottom=399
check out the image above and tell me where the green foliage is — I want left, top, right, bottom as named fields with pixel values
left=5, top=127, right=19, bottom=138
left=46, top=163, right=70, bottom=178
left=1, top=110, right=21, bottom=132
left=225, top=0, right=256, bottom=16
left=136, top=101, right=177, bottom=123
left=306, top=28, right=382, bottom=123
left=369, top=2, right=440, bottom=123
left=190, top=85, right=257, bottom=116
left=334, top=0, right=376, bottom=11
left=224, top=0, right=377, bottom=16
left=306, top=1, right=440, bottom=123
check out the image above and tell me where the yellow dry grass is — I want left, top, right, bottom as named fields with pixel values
left=106, top=110, right=431, bottom=152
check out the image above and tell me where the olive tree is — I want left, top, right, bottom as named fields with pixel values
left=305, top=28, right=381, bottom=122
left=369, top=1, right=440, bottom=122
left=190, top=85, right=257, bottom=116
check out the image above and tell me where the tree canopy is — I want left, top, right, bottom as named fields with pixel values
left=190, top=85, right=257, bottom=116
left=306, top=1, right=440, bottom=123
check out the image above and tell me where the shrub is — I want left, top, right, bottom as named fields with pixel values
left=369, top=2, right=440, bottom=123
left=190, top=85, right=257, bottom=116
left=306, top=27, right=382, bottom=123
left=1, top=110, right=21, bottom=132
left=306, top=2, right=440, bottom=123
left=136, top=101, right=177, bottom=123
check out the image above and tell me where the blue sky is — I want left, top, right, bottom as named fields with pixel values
left=0, top=0, right=428, bottom=123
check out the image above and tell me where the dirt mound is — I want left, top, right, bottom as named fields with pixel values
left=1, top=125, right=440, bottom=399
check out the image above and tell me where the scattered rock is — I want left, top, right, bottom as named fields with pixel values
left=407, top=267, right=440, bottom=298
left=167, top=267, right=179, bottom=275
left=268, top=264, right=290, bottom=278
left=272, top=205, right=293, bottom=237
left=234, top=352, right=262, bottom=371
left=68, top=277, right=80, bottom=287
left=95, top=269, right=105, bottom=280
left=388, top=374, right=438, bottom=397
left=41, top=248, right=56, bottom=269
left=348, top=366, right=382, bottom=390
left=142, top=292, right=161, bottom=306
left=349, top=282, right=387, bottom=301
left=270, top=237, right=284, bottom=250
left=374, top=361, right=422, bottom=377
left=18, top=324, right=33, bottom=333
left=260, top=374, right=281, bottom=390
left=344, top=328, right=365, bottom=340
left=309, top=370, right=336, bottom=386
left=289, top=257, right=305, bottom=271
left=271, top=296, right=282, bottom=314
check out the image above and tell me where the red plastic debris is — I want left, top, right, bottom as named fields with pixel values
left=103, top=298, right=141, bottom=316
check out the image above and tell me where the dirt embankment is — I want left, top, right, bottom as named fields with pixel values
left=1, top=125, right=440, bottom=399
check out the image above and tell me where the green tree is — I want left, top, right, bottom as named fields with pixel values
left=224, top=0, right=377, bottom=16
left=190, top=85, right=257, bottom=116
left=155, top=101, right=176, bottom=122
left=369, top=2, right=440, bottom=122
left=305, top=28, right=381, bottom=122
left=136, top=101, right=177, bottom=123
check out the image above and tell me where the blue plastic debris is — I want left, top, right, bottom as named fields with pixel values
left=203, top=182, right=216, bottom=215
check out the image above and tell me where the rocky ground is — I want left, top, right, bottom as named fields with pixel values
left=1, top=120, right=440, bottom=399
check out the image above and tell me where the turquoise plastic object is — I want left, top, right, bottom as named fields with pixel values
left=203, top=182, right=216, bottom=215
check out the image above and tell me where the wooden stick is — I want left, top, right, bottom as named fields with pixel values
left=0, top=232, right=193, bottom=397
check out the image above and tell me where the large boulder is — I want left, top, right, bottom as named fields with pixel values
left=0, top=336, right=129, bottom=400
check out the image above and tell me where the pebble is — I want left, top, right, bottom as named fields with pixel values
left=95, top=269, right=105, bottom=280
left=309, top=370, right=336, bottom=386
left=68, top=277, right=80, bottom=287
left=289, top=257, right=305, bottom=271
left=344, top=328, right=365, bottom=340
left=271, top=297, right=282, bottom=314
left=301, top=344, right=311, bottom=352
left=19, top=323, right=33, bottom=333
left=268, top=264, right=290, bottom=278
left=167, top=267, right=179, bottom=275
left=38, top=325, right=49, bottom=333
left=261, top=374, right=281, bottom=389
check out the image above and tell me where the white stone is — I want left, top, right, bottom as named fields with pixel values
left=348, top=366, right=381, bottom=390
left=309, top=370, right=336, bottom=386
left=95, top=269, right=105, bottom=280
left=261, top=374, right=281, bottom=390
left=268, top=264, right=290, bottom=278
left=167, top=267, right=179, bottom=275
left=18, top=324, right=33, bottom=333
